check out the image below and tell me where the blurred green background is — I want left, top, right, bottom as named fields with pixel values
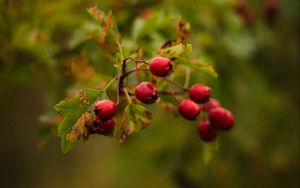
left=0, top=0, right=299, bottom=187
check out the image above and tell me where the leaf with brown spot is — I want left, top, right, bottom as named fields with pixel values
left=54, top=88, right=108, bottom=153
left=176, top=17, right=190, bottom=42
left=65, top=112, right=93, bottom=142
left=115, top=104, right=152, bottom=143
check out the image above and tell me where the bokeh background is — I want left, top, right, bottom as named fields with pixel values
left=0, top=0, right=299, bottom=187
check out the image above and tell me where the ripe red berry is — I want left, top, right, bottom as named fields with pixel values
left=203, top=98, right=220, bottom=112
left=225, top=111, right=235, bottom=130
left=198, top=120, right=217, bottom=142
left=99, top=119, right=115, bottom=134
left=189, top=84, right=212, bottom=103
left=149, top=56, right=173, bottom=77
left=135, top=82, right=158, bottom=104
left=209, top=107, right=235, bottom=130
left=94, top=100, right=117, bottom=121
left=178, top=99, right=201, bottom=120
left=91, top=119, right=115, bottom=134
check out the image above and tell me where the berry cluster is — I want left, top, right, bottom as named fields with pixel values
left=89, top=56, right=234, bottom=142
left=89, top=99, right=117, bottom=134
left=178, top=85, right=235, bottom=142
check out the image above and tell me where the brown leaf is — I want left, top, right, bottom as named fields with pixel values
left=160, top=39, right=180, bottom=49
left=159, top=17, right=190, bottom=50
left=65, top=112, right=93, bottom=142
left=67, top=57, right=95, bottom=81
left=176, top=17, right=190, bottom=42
left=87, top=6, right=105, bottom=23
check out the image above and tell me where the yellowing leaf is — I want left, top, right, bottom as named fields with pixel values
left=157, top=43, right=192, bottom=59
left=177, top=57, right=218, bottom=78
left=115, top=104, right=152, bottom=143
left=87, top=6, right=105, bottom=23
left=54, top=89, right=108, bottom=153
left=176, top=17, right=190, bottom=41
left=65, top=112, right=93, bottom=142
left=87, top=7, right=120, bottom=52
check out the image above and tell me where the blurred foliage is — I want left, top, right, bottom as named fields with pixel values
left=0, top=0, right=299, bottom=188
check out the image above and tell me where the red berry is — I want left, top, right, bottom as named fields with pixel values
left=135, top=82, right=158, bottom=104
left=198, top=120, right=217, bottom=142
left=189, top=84, right=212, bottom=103
left=99, top=119, right=115, bottom=134
left=209, top=107, right=235, bottom=130
left=94, top=100, right=117, bottom=121
left=91, top=119, right=115, bottom=134
left=178, top=99, right=201, bottom=120
left=203, top=98, right=220, bottom=112
left=91, top=121, right=101, bottom=133
left=149, top=56, right=173, bottom=77
left=225, top=111, right=235, bottom=131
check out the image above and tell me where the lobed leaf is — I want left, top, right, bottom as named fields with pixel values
left=87, top=6, right=120, bottom=52
left=54, top=88, right=108, bottom=153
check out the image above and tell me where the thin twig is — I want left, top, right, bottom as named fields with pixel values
left=163, top=78, right=189, bottom=91
left=184, top=67, right=191, bottom=88
left=167, top=83, right=180, bottom=103
left=116, top=73, right=122, bottom=105
left=123, top=57, right=150, bottom=65
left=123, top=88, right=132, bottom=104
left=158, top=90, right=185, bottom=95
left=115, top=57, right=153, bottom=104
left=124, top=68, right=150, bottom=77
left=135, top=62, right=139, bottom=83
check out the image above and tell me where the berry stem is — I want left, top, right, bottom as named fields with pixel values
left=167, top=83, right=180, bottom=103
left=104, top=76, right=118, bottom=90
left=124, top=68, right=150, bottom=77
left=184, top=67, right=191, bottom=88
left=158, top=90, right=185, bottom=95
left=123, top=57, right=150, bottom=65
left=123, top=88, right=132, bottom=104
left=116, top=58, right=128, bottom=105
left=116, top=57, right=149, bottom=105
left=162, top=78, right=189, bottom=91
left=135, top=62, right=139, bottom=83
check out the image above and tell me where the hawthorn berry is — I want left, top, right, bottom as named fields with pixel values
left=149, top=56, right=173, bottom=77
left=99, top=119, right=115, bottom=134
left=203, top=98, right=220, bottom=112
left=225, top=110, right=235, bottom=131
left=209, top=107, right=235, bottom=130
left=91, top=119, right=115, bottom=134
left=94, top=100, right=117, bottom=121
left=135, top=82, right=159, bottom=104
left=198, top=120, right=217, bottom=142
left=178, top=99, right=200, bottom=120
left=189, top=84, right=211, bottom=103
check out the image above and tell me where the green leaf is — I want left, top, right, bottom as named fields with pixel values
left=86, top=7, right=120, bottom=52
left=61, top=137, right=79, bottom=154
left=157, top=43, right=192, bottom=59
left=115, top=104, right=152, bottom=142
left=54, top=88, right=108, bottom=153
left=132, top=12, right=176, bottom=40
left=177, top=57, right=218, bottom=78
left=193, top=63, right=218, bottom=78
